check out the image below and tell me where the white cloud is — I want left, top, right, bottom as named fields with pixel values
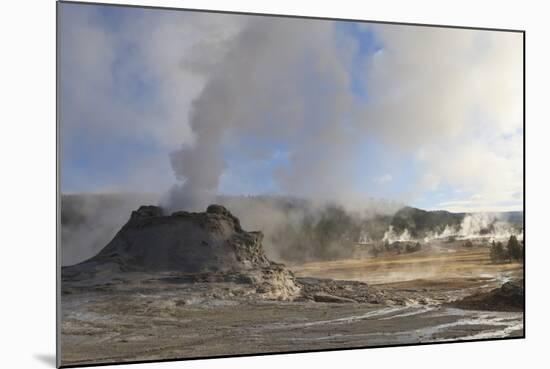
left=374, top=173, right=393, bottom=184
left=358, top=25, right=523, bottom=211
left=60, top=4, right=523, bottom=212
left=60, top=4, right=246, bottom=191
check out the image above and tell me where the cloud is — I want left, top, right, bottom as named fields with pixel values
left=162, top=20, right=522, bottom=212
left=60, top=4, right=523, bottom=212
left=358, top=25, right=523, bottom=211
left=375, top=174, right=393, bottom=184
left=59, top=4, right=245, bottom=193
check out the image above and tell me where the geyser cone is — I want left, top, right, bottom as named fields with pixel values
left=62, top=204, right=301, bottom=300
left=82, top=204, right=273, bottom=273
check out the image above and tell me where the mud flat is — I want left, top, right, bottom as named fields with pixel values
left=61, top=247, right=524, bottom=366
left=61, top=277, right=523, bottom=366
left=62, top=296, right=521, bottom=366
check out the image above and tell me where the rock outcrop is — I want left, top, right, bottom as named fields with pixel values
left=451, top=280, right=524, bottom=312
left=62, top=204, right=301, bottom=300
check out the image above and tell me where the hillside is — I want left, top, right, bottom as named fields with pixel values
left=390, top=206, right=465, bottom=238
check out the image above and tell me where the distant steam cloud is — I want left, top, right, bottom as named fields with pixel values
left=383, top=226, right=412, bottom=243
left=421, top=213, right=523, bottom=243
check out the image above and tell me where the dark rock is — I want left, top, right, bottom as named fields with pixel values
left=205, top=204, right=242, bottom=231
left=296, top=277, right=377, bottom=304
left=452, top=280, right=524, bottom=312
left=206, top=204, right=230, bottom=215
left=131, top=205, right=163, bottom=219
left=386, top=241, right=422, bottom=254
left=313, top=293, right=357, bottom=303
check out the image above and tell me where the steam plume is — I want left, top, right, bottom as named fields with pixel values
left=166, top=18, right=358, bottom=211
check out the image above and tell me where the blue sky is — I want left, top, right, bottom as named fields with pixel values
left=59, top=3, right=523, bottom=212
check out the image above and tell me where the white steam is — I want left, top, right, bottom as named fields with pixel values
left=166, top=17, right=360, bottom=211
left=382, top=226, right=412, bottom=243
left=383, top=213, right=524, bottom=244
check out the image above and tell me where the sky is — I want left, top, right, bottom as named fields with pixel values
left=59, top=3, right=523, bottom=213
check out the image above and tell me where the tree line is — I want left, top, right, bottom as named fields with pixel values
left=490, top=235, right=524, bottom=263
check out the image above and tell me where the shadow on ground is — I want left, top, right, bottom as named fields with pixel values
left=33, top=353, right=56, bottom=367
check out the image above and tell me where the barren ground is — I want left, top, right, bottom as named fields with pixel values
left=61, top=243, right=524, bottom=366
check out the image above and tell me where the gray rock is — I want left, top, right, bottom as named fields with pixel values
left=451, top=280, right=524, bottom=312
left=313, top=293, right=358, bottom=303
left=72, top=204, right=269, bottom=273
left=62, top=204, right=301, bottom=300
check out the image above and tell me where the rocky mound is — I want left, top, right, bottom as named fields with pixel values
left=452, top=281, right=524, bottom=312
left=68, top=204, right=274, bottom=273
left=62, top=204, right=300, bottom=299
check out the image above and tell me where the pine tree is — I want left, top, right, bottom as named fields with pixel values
left=490, top=240, right=506, bottom=263
left=507, top=235, right=521, bottom=262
